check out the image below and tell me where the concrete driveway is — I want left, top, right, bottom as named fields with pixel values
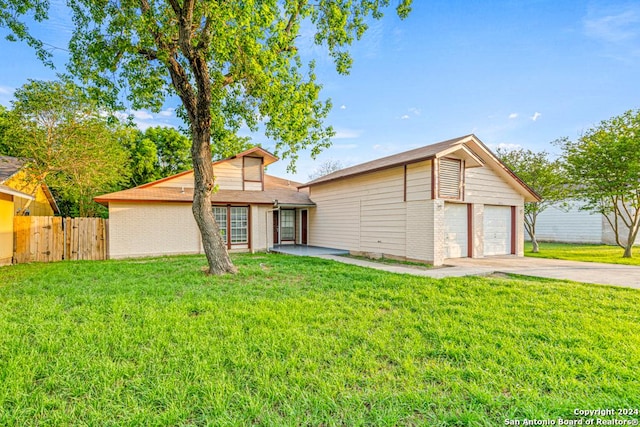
left=445, top=256, right=640, bottom=289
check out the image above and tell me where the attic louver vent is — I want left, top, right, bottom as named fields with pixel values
left=438, top=158, right=462, bottom=199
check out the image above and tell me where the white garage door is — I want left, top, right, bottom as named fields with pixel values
left=444, top=203, right=468, bottom=258
left=483, top=205, right=512, bottom=256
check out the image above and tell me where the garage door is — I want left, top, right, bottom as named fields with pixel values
left=444, top=203, right=468, bottom=258
left=483, top=205, right=512, bottom=256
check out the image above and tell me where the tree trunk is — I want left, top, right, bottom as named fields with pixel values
left=623, top=244, right=633, bottom=258
left=191, top=125, right=237, bottom=275
left=531, top=235, right=540, bottom=253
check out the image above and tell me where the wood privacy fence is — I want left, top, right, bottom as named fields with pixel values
left=13, top=216, right=108, bottom=264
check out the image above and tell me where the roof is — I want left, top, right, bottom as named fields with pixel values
left=0, top=184, right=35, bottom=200
left=0, top=155, right=61, bottom=213
left=301, top=134, right=540, bottom=202
left=94, top=174, right=314, bottom=206
left=302, top=135, right=473, bottom=187
left=0, top=156, right=27, bottom=183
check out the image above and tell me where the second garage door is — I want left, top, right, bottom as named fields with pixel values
left=483, top=205, right=512, bottom=256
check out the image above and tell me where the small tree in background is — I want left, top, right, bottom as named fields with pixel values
left=308, top=159, right=344, bottom=181
left=2, top=80, right=129, bottom=217
left=556, top=109, right=640, bottom=258
left=497, top=147, right=568, bottom=253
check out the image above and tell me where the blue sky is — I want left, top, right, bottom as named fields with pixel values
left=1, top=1, right=639, bottom=183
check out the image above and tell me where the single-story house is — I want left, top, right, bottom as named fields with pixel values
left=529, top=202, right=639, bottom=246
left=95, top=135, right=539, bottom=265
left=0, top=156, right=60, bottom=265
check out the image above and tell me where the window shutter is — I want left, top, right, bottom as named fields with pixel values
left=439, top=158, right=462, bottom=199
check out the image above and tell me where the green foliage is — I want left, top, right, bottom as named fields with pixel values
left=120, top=126, right=193, bottom=186
left=1, top=253, right=639, bottom=424
left=497, top=147, right=568, bottom=251
left=0, top=0, right=53, bottom=66
left=60, top=0, right=412, bottom=171
left=556, top=110, right=640, bottom=256
left=3, top=80, right=130, bottom=217
left=525, top=242, right=640, bottom=265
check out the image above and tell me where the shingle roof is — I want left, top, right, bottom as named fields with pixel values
left=0, top=156, right=27, bottom=183
left=94, top=174, right=314, bottom=206
left=301, top=135, right=472, bottom=187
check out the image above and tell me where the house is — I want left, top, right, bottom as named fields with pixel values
left=95, top=135, right=539, bottom=265
left=530, top=202, right=639, bottom=246
left=95, top=147, right=315, bottom=259
left=302, top=134, right=539, bottom=265
left=0, top=156, right=60, bottom=265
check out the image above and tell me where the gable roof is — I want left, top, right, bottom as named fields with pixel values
left=94, top=174, right=314, bottom=206
left=301, top=134, right=540, bottom=202
left=137, top=146, right=279, bottom=189
left=0, top=156, right=27, bottom=183
left=0, top=155, right=60, bottom=213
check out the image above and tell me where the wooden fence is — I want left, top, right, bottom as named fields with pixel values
left=13, top=216, right=108, bottom=264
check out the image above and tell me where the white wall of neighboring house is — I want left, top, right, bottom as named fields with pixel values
left=528, top=202, right=639, bottom=246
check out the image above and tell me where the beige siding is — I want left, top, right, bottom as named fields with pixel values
left=406, top=161, right=432, bottom=201
left=465, top=167, right=523, bottom=206
left=244, top=181, right=262, bottom=191
left=108, top=202, right=202, bottom=258
left=155, top=158, right=244, bottom=190
left=309, top=167, right=407, bottom=257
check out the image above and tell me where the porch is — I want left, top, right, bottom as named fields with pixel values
left=269, top=244, right=349, bottom=256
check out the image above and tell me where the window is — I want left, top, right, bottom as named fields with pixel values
left=213, top=206, right=249, bottom=245
left=438, top=158, right=463, bottom=199
left=213, top=207, right=227, bottom=241
left=280, top=210, right=295, bottom=241
left=230, top=207, right=248, bottom=244
left=243, top=157, right=262, bottom=182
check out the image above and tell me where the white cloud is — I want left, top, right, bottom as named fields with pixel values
left=332, top=128, right=362, bottom=139
left=531, top=112, right=542, bottom=121
left=340, top=105, right=347, bottom=110
left=131, top=110, right=154, bottom=120
left=408, top=107, right=421, bottom=116
left=584, top=8, right=640, bottom=43
left=157, top=108, right=175, bottom=117
left=508, top=113, right=518, bottom=119
left=401, top=114, right=410, bottom=120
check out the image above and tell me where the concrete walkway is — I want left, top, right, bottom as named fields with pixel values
left=316, top=254, right=640, bottom=290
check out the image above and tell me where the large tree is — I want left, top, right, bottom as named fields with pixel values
left=2, top=79, right=130, bottom=217
left=497, top=147, right=568, bottom=253
left=1, top=0, right=412, bottom=274
left=557, top=109, right=640, bottom=258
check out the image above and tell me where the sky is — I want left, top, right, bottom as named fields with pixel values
left=1, top=0, right=639, bottom=183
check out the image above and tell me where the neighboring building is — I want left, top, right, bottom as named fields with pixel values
left=0, top=156, right=60, bottom=265
left=95, top=147, right=315, bottom=259
left=95, top=135, right=539, bottom=266
left=530, top=202, right=639, bottom=246
left=301, top=134, right=539, bottom=265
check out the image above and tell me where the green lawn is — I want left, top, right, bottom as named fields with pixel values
left=1, top=254, right=639, bottom=426
left=525, top=242, right=640, bottom=265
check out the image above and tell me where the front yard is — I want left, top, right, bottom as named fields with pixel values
left=525, top=242, right=640, bottom=265
left=1, top=253, right=639, bottom=425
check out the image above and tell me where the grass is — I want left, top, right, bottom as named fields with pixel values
left=525, top=242, right=640, bottom=265
left=0, top=253, right=639, bottom=426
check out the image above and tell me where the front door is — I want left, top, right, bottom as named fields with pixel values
left=301, top=210, right=308, bottom=245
